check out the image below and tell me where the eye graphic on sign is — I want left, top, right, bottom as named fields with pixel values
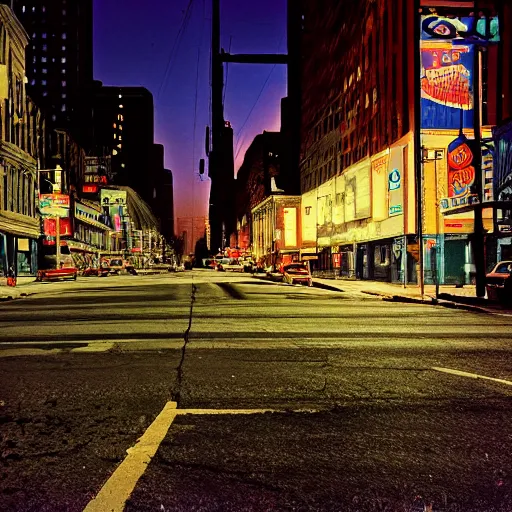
left=388, top=169, right=401, bottom=191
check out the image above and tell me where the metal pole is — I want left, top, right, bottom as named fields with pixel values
left=55, top=216, right=61, bottom=268
left=414, top=0, right=424, bottom=298
left=434, top=157, right=440, bottom=299
left=473, top=45, right=486, bottom=297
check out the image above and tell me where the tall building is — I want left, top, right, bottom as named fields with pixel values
left=0, top=4, right=45, bottom=280
left=91, top=84, right=154, bottom=203
left=177, top=216, right=208, bottom=256
left=297, top=0, right=512, bottom=285
left=13, top=0, right=93, bottom=144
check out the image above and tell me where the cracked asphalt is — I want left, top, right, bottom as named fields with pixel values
left=1, top=271, right=512, bottom=511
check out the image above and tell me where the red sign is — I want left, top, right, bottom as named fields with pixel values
left=447, top=135, right=475, bottom=198
left=83, top=184, right=98, bottom=194
left=332, top=253, right=341, bottom=268
left=44, top=217, right=72, bottom=237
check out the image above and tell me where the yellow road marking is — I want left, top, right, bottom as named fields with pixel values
left=83, top=401, right=178, bottom=512
left=432, top=367, right=512, bottom=386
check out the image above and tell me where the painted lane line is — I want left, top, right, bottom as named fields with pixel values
left=83, top=401, right=178, bottom=512
left=432, top=367, right=512, bottom=386
left=176, top=408, right=319, bottom=415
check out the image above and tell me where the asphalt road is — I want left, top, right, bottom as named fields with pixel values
left=1, top=271, right=512, bottom=511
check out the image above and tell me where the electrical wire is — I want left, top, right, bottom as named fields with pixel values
left=235, top=63, right=277, bottom=141
left=157, top=0, right=195, bottom=99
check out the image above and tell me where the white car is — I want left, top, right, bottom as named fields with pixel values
left=216, top=258, right=244, bottom=272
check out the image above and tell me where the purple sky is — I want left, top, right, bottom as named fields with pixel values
left=93, top=0, right=287, bottom=223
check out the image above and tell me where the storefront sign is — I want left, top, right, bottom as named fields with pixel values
left=39, top=194, right=70, bottom=217
left=440, top=193, right=479, bottom=212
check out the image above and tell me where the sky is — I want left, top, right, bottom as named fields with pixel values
left=93, top=0, right=287, bottom=223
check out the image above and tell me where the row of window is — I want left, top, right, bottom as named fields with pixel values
left=33, top=56, right=67, bottom=63
left=2, top=167, right=36, bottom=218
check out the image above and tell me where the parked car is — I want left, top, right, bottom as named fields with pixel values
left=36, top=243, right=78, bottom=282
left=486, top=260, right=512, bottom=303
left=108, top=258, right=125, bottom=274
left=216, top=258, right=244, bottom=272
left=83, top=262, right=110, bottom=278
left=282, top=263, right=313, bottom=287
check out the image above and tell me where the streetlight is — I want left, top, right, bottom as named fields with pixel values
left=421, top=147, right=444, bottom=299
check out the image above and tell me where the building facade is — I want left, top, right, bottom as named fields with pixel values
left=91, top=84, right=155, bottom=204
left=177, top=216, right=208, bottom=256
left=14, top=0, right=93, bottom=146
left=298, top=0, right=512, bottom=284
left=0, top=5, right=45, bottom=281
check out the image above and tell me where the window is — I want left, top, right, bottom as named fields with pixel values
left=61, top=33, right=67, bottom=40
left=305, top=206, right=311, bottom=216
left=61, top=69, right=66, bottom=74
left=41, top=56, right=47, bottom=63
left=42, top=44, right=47, bottom=51
left=61, top=57, right=66, bottom=64
left=42, top=68, right=47, bottom=74
left=61, top=104, right=66, bottom=112
left=42, top=80, right=46, bottom=86
left=62, top=46, right=66, bottom=51
left=61, top=80, right=66, bottom=87
left=61, top=93, right=66, bottom=99
left=42, top=33, right=47, bottom=39
left=30, top=79, right=36, bottom=86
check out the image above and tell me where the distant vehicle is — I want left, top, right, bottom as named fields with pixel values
left=83, top=261, right=110, bottom=278
left=108, top=258, right=125, bottom=274
left=282, top=263, right=313, bottom=287
left=36, top=243, right=78, bottom=282
left=486, top=261, right=512, bottom=302
left=216, top=258, right=244, bottom=272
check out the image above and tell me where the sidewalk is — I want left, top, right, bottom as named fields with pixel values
left=312, top=277, right=512, bottom=315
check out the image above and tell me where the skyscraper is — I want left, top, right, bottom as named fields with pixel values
left=91, top=84, right=154, bottom=202
left=13, top=0, right=93, bottom=144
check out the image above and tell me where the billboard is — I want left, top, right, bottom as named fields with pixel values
left=101, top=189, right=127, bottom=233
left=420, top=43, right=474, bottom=130
left=39, top=194, right=70, bottom=217
left=421, top=15, right=499, bottom=45
left=420, top=13, right=500, bottom=130
left=100, top=189, right=127, bottom=206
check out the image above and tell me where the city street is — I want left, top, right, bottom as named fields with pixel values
left=1, top=271, right=512, bottom=511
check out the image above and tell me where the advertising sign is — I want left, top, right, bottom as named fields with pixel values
left=39, top=194, right=70, bottom=217
left=388, top=147, right=403, bottom=216
left=421, top=15, right=500, bottom=45
left=420, top=43, right=474, bottom=130
left=100, top=189, right=127, bottom=206
left=447, top=134, right=475, bottom=198
left=283, top=207, right=297, bottom=247
left=43, top=217, right=72, bottom=237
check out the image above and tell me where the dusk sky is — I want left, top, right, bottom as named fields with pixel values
left=93, top=0, right=287, bottom=223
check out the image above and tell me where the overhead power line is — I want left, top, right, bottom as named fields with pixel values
left=158, top=0, right=195, bottom=99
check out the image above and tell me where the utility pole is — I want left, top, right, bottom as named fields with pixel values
left=414, top=0, right=424, bottom=298
left=473, top=46, right=486, bottom=297
left=208, top=0, right=288, bottom=252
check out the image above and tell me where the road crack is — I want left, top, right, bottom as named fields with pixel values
left=172, top=283, right=197, bottom=406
